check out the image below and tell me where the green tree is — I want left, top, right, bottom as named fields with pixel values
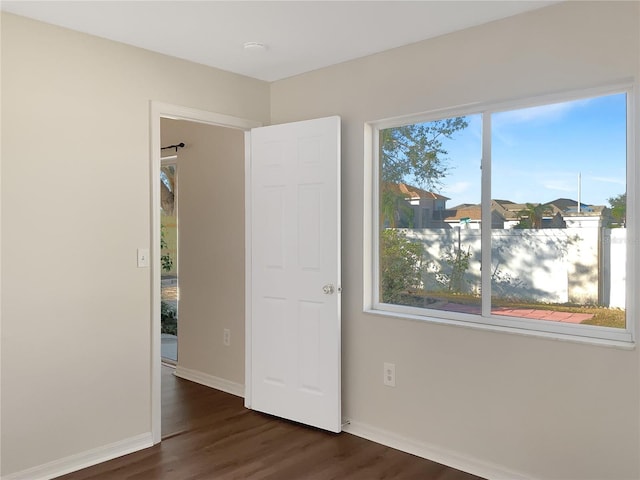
left=441, top=245, right=472, bottom=293
left=380, top=229, right=424, bottom=304
left=514, top=203, right=550, bottom=229
left=161, top=164, right=176, bottom=215
left=160, top=225, right=173, bottom=273
left=379, top=186, right=414, bottom=228
left=608, top=192, right=626, bottom=227
left=379, top=117, right=468, bottom=227
left=380, top=117, right=469, bottom=187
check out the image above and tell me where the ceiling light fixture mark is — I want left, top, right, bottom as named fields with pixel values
left=243, top=42, right=268, bottom=53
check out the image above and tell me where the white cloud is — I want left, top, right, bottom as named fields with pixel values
left=590, top=175, right=625, bottom=186
left=491, top=98, right=593, bottom=147
left=542, top=179, right=575, bottom=193
left=495, top=98, right=592, bottom=125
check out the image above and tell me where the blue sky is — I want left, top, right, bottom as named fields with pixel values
left=430, top=92, right=627, bottom=207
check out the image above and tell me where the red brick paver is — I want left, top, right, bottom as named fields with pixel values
left=431, top=302, right=593, bottom=324
left=491, top=307, right=592, bottom=323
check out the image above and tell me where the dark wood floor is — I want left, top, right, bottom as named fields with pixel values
left=56, top=366, right=485, bottom=480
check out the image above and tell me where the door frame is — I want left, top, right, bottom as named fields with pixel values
left=149, top=101, right=261, bottom=444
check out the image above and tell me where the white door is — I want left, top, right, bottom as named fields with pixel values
left=248, top=116, right=341, bottom=432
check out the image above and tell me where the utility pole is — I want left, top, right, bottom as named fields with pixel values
left=577, top=172, right=582, bottom=213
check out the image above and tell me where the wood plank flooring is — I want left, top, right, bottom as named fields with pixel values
left=56, top=366, right=485, bottom=480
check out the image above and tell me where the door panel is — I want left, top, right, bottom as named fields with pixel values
left=249, top=116, right=341, bottom=432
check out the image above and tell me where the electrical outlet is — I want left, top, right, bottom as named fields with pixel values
left=383, top=362, right=396, bottom=387
left=223, top=328, right=231, bottom=346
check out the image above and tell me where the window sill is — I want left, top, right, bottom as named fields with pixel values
left=364, top=307, right=636, bottom=350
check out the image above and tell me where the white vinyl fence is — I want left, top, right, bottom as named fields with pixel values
left=402, top=227, right=625, bottom=308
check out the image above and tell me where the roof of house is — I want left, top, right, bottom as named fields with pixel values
left=491, top=200, right=519, bottom=220
left=545, top=198, right=588, bottom=211
left=444, top=205, right=482, bottom=222
left=544, top=198, right=609, bottom=217
left=561, top=205, right=608, bottom=217
left=449, top=203, right=477, bottom=209
left=443, top=198, right=610, bottom=223
left=383, top=182, right=450, bottom=201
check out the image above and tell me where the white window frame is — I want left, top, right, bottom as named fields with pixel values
left=366, top=83, right=636, bottom=346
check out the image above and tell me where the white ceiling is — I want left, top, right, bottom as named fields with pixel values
left=1, top=1, right=557, bottom=82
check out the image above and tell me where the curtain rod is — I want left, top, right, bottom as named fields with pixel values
left=161, top=142, right=185, bottom=153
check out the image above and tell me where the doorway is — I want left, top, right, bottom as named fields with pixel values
left=152, top=105, right=343, bottom=442
left=151, top=102, right=261, bottom=443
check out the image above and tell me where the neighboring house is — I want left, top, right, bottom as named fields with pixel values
left=443, top=202, right=506, bottom=229
left=383, top=182, right=449, bottom=228
left=547, top=198, right=612, bottom=228
left=442, top=198, right=611, bottom=230
left=494, top=200, right=566, bottom=229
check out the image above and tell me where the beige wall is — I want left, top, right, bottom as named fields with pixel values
left=1, top=13, right=268, bottom=476
left=161, top=118, right=245, bottom=385
left=2, top=2, right=640, bottom=479
left=271, top=2, right=639, bottom=479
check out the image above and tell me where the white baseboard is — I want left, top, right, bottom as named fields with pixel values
left=2, top=432, right=153, bottom=480
left=343, top=420, right=531, bottom=480
left=174, top=365, right=245, bottom=397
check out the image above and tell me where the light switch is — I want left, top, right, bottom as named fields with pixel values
left=137, top=248, right=149, bottom=268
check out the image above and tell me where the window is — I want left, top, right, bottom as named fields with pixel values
left=371, top=87, right=632, bottom=343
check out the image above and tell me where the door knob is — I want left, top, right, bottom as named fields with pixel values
left=323, top=284, right=335, bottom=295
